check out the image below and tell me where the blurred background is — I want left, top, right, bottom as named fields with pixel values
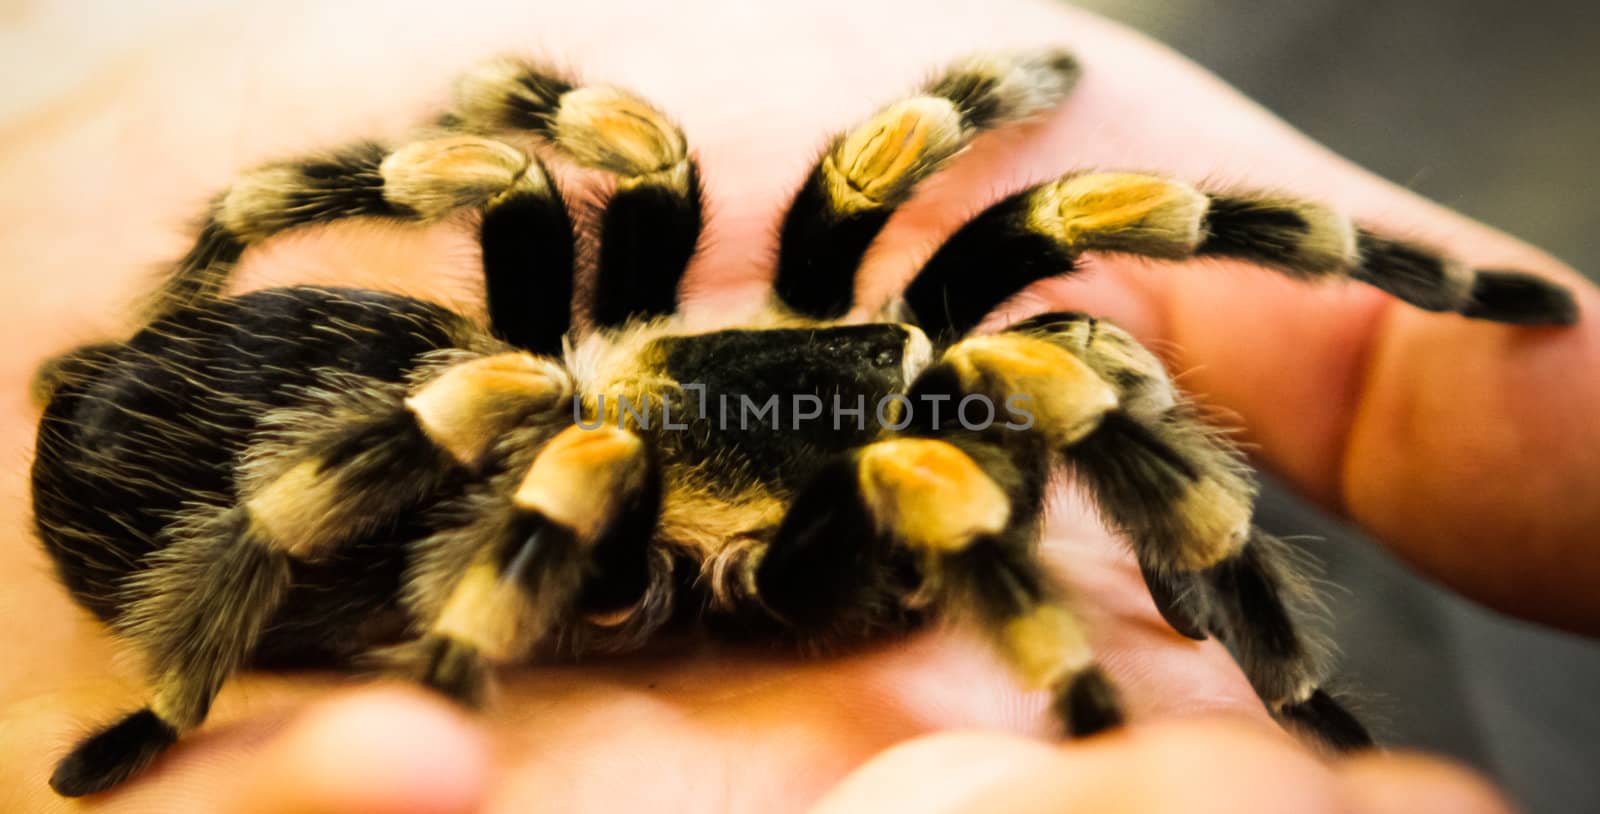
left=3, top=2, right=1596, bottom=812
left=1065, top=2, right=1599, bottom=812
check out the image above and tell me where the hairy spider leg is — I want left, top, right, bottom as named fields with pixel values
left=450, top=58, right=702, bottom=327
left=382, top=424, right=661, bottom=706
left=774, top=48, right=1081, bottom=320
left=47, top=350, right=571, bottom=797
left=755, top=436, right=1125, bottom=735
left=132, top=136, right=576, bottom=357
left=1210, top=528, right=1373, bottom=750
left=896, top=172, right=1577, bottom=339
left=1006, top=312, right=1372, bottom=749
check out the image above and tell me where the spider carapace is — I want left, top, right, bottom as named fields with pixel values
left=31, top=48, right=1578, bottom=796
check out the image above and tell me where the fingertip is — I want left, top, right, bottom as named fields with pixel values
left=809, top=731, right=1058, bottom=814
left=231, top=684, right=488, bottom=814
left=1339, top=752, right=1517, bottom=814
left=956, top=717, right=1340, bottom=813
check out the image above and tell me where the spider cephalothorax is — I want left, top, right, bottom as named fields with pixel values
left=32, top=48, right=1577, bottom=797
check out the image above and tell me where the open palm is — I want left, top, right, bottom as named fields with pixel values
left=2, top=1, right=1594, bottom=812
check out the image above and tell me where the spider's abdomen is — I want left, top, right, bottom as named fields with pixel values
left=32, top=286, right=474, bottom=635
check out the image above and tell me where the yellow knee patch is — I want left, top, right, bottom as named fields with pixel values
left=551, top=86, right=687, bottom=177
left=512, top=425, right=649, bottom=540
left=217, top=166, right=312, bottom=241
left=1171, top=479, right=1252, bottom=570
left=380, top=135, right=530, bottom=218
left=998, top=603, right=1092, bottom=688
left=245, top=460, right=345, bottom=558
left=943, top=334, right=1118, bottom=446
left=406, top=353, right=571, bottom=466
left=822, top=96, right=966, bottom=213
left=1028, top=173, right=1208, bottom=257
left=432, top=562, right=532, bottom=662
left=857, top=439, right=1010, bottom=553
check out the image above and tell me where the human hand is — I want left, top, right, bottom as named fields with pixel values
left=812, top=721, right=1513, bottom=814
left=2, top=0, right=1593, bottom=811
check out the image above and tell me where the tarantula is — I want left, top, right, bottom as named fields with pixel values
left=32, top=48, right=1576, bottom=797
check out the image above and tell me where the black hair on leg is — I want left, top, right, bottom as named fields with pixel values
left=1460, top=269, right=1578, bottom=325
left=1205, top=530, right=1373, bottom=751
left=48, top=349, right=578, bottom=793
left=1201, top=198, right=1576, bottom=324
left=49, top=506, right=294, bottom=797
left=755, top=455, right=901, bottom=637
left=145, top=136, right=537, bottom=326
left=774, top=48, right=1081, bottom=320
left=49, top=708, right=179, bottom=797
left=479, top=160, right=578, bottom=355
left=591, top=162, right=703, bottom=326
left=389, top=426, right=660, bottom=702
left=1139, top=563, right=1211, bottom=641
left=1279, top=689, right=1374, bottom=752
left=452, top=58, right=704, bottom=326
left=945, top=536, right=1125, bottom=737
left=899, top=176, right=1579, bottom=339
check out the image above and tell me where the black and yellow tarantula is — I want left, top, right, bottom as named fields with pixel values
left=33, top=48, right=1577, bottom=797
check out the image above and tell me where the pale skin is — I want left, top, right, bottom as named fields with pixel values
left=1, top=0, right=1596, bottom=811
